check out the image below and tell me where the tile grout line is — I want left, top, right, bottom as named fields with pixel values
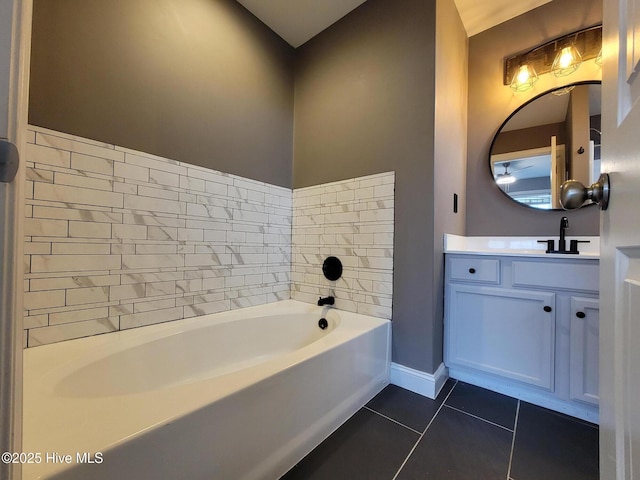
left=363, top=406, right=423, bottom=435
left=443, top=404, right=515, bottom=433
left=506, top=400, right=521, bottom=480
left=390, top=380, right=458, bottom=480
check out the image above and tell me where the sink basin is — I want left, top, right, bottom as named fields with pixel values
left=444, top=234, right=600, bottom=258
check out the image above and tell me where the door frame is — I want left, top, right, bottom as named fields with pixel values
left=599, top=0, right=640, bottom=476
left=1, top=0, right=32, bottom=479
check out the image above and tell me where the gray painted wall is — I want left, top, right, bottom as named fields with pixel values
left=294, top=0, right=467, bottom=373
left=466, top=0, right=602, bottom=236
left=29, top=0, right=294, bottom=188
left=28, top=0, right=466, bottom=376
left=294, top=0, right=437, bottom=373
left=37, top=0, right=604, bottom=378
left=433, top=0, right=468, bottom=370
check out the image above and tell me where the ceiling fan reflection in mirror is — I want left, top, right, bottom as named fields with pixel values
left=494, top=162, right=534, bottom=191
left=495, top=162, right=517, bottom=185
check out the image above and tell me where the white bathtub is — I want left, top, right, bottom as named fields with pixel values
left=22, top=300, right=391, bottom=480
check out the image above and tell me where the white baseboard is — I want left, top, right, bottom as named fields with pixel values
left=389, top=362, right=448, bottom=400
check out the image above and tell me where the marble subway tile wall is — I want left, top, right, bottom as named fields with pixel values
left=291, top=172, right=395, bottom=319
left=23, top=126, right=292, bottom=347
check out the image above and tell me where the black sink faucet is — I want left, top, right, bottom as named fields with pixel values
left=559, top=216, right=569, bottom=252
left=317, top=296, right=335, bottom=306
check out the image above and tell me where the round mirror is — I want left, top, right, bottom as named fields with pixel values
left=489, top=81, right=601, bottom=210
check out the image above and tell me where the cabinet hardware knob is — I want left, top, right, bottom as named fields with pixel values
left=544, top=306, right=552, bottom=312
left=576, top=311, right=586, bottom=319
left=469, top=268, right=476, bottom=274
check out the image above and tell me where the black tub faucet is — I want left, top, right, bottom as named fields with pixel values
left=559, top=216, right=569, bottom=252
left=318, top=296, right=335, bottom=306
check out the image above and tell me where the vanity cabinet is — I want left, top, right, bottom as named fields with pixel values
left=444, top=254, right=599, bottom=422
left=447, top=285, right=555, bottom=390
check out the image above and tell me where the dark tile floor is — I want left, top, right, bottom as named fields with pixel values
left=281, top=380, right=599, bottom=480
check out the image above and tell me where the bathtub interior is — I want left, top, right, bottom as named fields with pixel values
left=54, top=312, right=339, bottom=397
left=22, top=300, right=390, bottom=480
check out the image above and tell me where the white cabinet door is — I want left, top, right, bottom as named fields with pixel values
left=445, top=285, right=556, bottom=390
left=569, top=297, right=599, bottom=406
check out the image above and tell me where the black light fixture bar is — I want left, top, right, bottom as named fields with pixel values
left=503, top=24, right=602, bottom=85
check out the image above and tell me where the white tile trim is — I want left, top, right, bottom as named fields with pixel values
left=389, top=362, right=448, bottom=400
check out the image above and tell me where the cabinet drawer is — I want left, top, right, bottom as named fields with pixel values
left=512, top=261, right=599, bottom=292
left=449, top=258, right=500, bottom=284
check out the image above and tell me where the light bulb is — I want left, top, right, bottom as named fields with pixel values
left=559, top=48, right=574, bottom=68
left=510, top=64, right=538, bottom=92
left=551, top=45, right=582, bottom=77
left=517, top=67, right=531, bottom=83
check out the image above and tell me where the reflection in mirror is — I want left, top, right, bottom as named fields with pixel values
left=489, top=82, right=601, bottom=210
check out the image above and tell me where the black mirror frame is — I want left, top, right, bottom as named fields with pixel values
left=488, top=80, right=601, bottom=211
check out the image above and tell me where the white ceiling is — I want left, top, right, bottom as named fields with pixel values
left=236, top=0, right=554, bottom=47
left=454, top=0, right=553, bottom=37
left=236, top=0, right=369, bottom=48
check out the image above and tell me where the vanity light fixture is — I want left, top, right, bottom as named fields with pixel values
left=510, top=64, right=539, bottom=92
left=595, top=49, right=603, bottom=66
left=504, top=25, right=601, bottom=92
left=551, top=44, right=583, bottom=77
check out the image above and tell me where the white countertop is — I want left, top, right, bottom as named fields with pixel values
left=444, top=234, right=600, bottom=259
